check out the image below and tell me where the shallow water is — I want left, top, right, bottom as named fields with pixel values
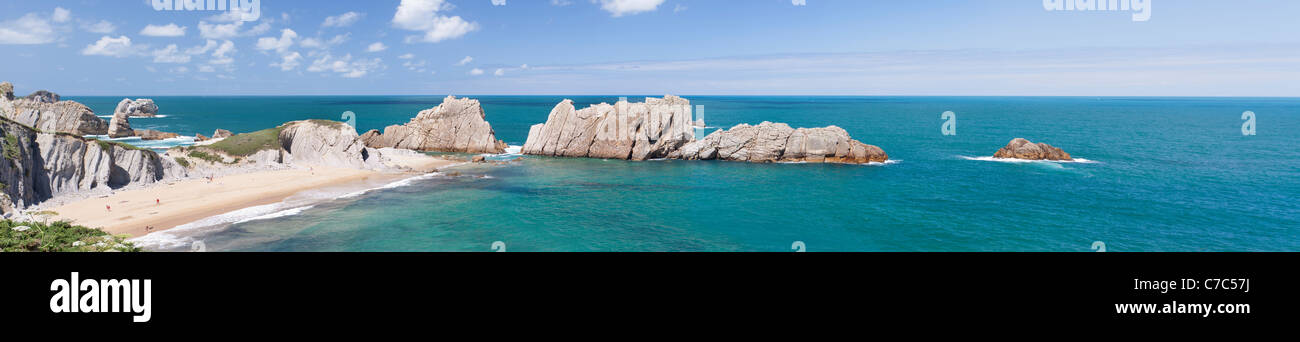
left=68, top=95, right=1299, bottom=251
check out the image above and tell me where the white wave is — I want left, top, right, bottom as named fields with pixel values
left=960, top=156, right=1096, bottom=164
left=337, top=172, right=441, bottom=199
left=97, top=115, right=168, bottom=118
left=503, top=145, right=522, bottom=155
left=235, top=205, right=314, bottom=224
left=129, top=202, right=293, bottom=250
left=778, top=159, right=900, bottom=166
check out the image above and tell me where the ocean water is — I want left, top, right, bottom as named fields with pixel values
left=66, top=96, right=1300, bottom=251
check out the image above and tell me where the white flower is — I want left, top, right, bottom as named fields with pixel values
left=11, top=226, right=30, bottom=232
left=72, top=241, right=85, bottom=247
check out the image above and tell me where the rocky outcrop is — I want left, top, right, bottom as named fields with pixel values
left=672, top=122, right=888, bottom=164
left=521, top=95, right=695, bottom=160
left=24, top=90, right=60, bottom=103
left=195, top=133, right=210, bottom=142
left=212, top=129, right=233, bottom=139
left=107, top=110, right=133, bottom=138
left=0, top=82, right=108, bottom=136
left=0, top=116, right=183, bottom=212
left=361, top=96, right=507, bottom=154
left=993, top=138, right=1072, bottom=161
left=115, top=98, right=159, bottom=117
left=134, top=129, right=179, bottom=140
left=278, top=120, right=390, bottom=170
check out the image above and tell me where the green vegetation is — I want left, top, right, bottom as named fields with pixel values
left=89, top=138, right=147, bottom=151
left=3, top=133, right=19, bottom=160
left=306, top=119, right=345, bottom=128
left=187, top=150, right=225, bottom=164
left=205, top=126, right=283, bottom=156
left=0, top=220, right=142, bottom=252
left=173, top=156, right=190, bottom=168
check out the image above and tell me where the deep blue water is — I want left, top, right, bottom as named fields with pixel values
left=67, top=95, right=1300, bottom=251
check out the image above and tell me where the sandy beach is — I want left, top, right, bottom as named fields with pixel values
left=47, top=157, right=460, bottom=238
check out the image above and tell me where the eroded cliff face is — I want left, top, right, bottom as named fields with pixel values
left=992, top=138, right=1072, bottom=161
left=672, top=122, right=889, bottom=164
left=0, top=118, right=182, bottom=213
left=361, top=96, right=507, bottom=154
left=521, top=95, right=695, bottom=160
left=0, top=82, right=109, bottom=136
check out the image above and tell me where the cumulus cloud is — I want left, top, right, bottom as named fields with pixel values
left=457, top=55, right=473, bottom=65
left=792, top=0, right=806, bottom=6
left=52, top=8, right=71, bottom=23
left=494, top=68, right=505, bottom=76
left=469, top=68, right=484, bottom=75
left=274, top=52, right=304, bottom=71
left=392, top=0, right=479, bottom=43
left=141, top=23, right=186, bottom=37
left=81, top=35, right=135, bottom=57
left=256, top=29, right=298, bottom=54
left=308, top=53, right=385, bottom=78
left=151, top=44, right=191, bottom=63
left=299, top=34, right=349, bottom=49
left=596, top=0, right=665, bottom=17
left=398, top=53, right=415, bottom=59
left=210, top=40, right=237, bottom=65
left=0, top=12, right=60, bottom=44
left=492, top=0, right=507, bottom=5
left=81, top=20, right=116, bottom=34
left=367, top=42, right=388, bottom=52
left=199, top=20, right=269, bottom=39
left=322, top=12, right=363, bottom=27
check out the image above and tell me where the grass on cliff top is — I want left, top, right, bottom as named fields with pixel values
left=204, top=126, right=283, bottom=157
left=0, top=220, right=142, bottom=252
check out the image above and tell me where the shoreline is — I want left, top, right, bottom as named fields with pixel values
left=44, top=158, right=463, bottom=239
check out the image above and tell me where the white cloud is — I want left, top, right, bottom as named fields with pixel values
left=275, top=52, right=303, bottom=71
left=367, top=42, right=388, bottom=52
left=469, top=68, right=484, bottom=75
left=186, top=40, right=218, bottom=55
left=792, top=0, right=807, bottom=6
left=596, top=0, right=665, bottom=17
left=322, top=12, right=364, bottom=27
left=81, top=35, right=135, bottom=57
left=198, top=21, right=242, bottom=39
left=300, top=34, right=349, bottom=49
left=256, top=29, right=298, bottom=53
left=550, top=0, right=573, bottom=6
left=210, top=40, right=237, bottom=64
left=141, top=23, right=186, bottom=37
left=673, top=4, right=687, bottom=13
left=152, top=44, right=191, bottom=63
left=52, top=8, right=71, bottom=23
left=492, top=0, right=507, bottom=5
left=398, top=53, right=415, bottom=59
left=392, top=0, right=479, bottom=43
left=82, top=20, right=116, bottom=34
left=198, top=65, right=216, bottom=73
left=0, top=13, right=59, bottom=44
left=494, top=68, right=505, bottom=76
left=457, top=55, right=473, bottom=65
left=307, top=54, right=385, bottom=78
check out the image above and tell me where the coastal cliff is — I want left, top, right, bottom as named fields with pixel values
left=993, top=138, right=1072, bottom=161
left=0, top=117, right=183, bottom=213
left=0, top=82, right=109, bottom=136
left=673, top=122, right=889, bottom=164
left=521, top=95, right=695, bottom=160
left=177, top=120, right=433, bottom=173
left=361, top=96, right=507, bottom=154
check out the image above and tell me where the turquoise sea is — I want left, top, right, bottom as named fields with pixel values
left=67, top=96, right=1300, bottom=251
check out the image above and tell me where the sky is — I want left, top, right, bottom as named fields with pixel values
left=0, top=0, right=1297, bottom=96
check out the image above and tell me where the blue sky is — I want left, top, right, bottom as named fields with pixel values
left=1, top=0, right=1297, bottom=96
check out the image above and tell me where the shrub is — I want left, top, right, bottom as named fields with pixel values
left=0, top=220, right=142, bottom=252
left=205, top=126, right=283, bottom=157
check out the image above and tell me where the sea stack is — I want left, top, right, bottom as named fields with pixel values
left=361, top=95, right=507, bottom=154
left=672, top=122, right=888, bottom=164
left=521, top=95, right=695, bottom=160
left=116, top=98, right=159, bottom=117
left=993, top=138, right=1072, bottom=161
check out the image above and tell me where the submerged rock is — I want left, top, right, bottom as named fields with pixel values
left=674, top=122, right=888, bottom=164
left=993, top=138, right=1072, bottom=161
left=521, top=95, right=695, bottom=160
left=361, top=96, right=507, bottom=154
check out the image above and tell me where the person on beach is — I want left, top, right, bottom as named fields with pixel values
left=156, top=198, right=160, bottom=205
left=106, top=204, right=111, bottom=212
